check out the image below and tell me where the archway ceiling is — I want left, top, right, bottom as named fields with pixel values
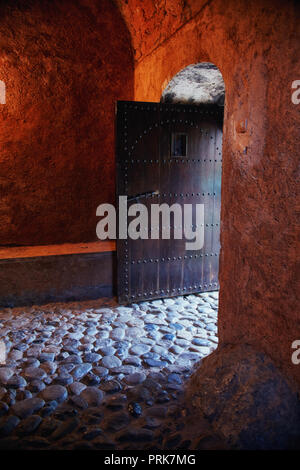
left=114, top=0, right=209, bottom=62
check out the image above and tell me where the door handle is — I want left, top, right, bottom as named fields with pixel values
left=127, top=190, right=159, bottom=202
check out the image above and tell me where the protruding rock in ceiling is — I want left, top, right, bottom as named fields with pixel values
left=161, top=63, right=225, bottom=106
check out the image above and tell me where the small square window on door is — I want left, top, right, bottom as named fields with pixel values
left=171, top=133, right=188, bottom=157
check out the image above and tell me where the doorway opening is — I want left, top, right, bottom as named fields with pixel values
left=116, top=62, right=225, bottom=305
left=154, top=60, right=225, bottom=352
left=159, top=61, right=225, bottom=305
left=114, top=59, right=225, bottom=368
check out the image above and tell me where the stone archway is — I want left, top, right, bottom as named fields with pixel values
left=117, top=0, right=299, bottom=383
left=157, top=60, right=226, bottom=347
left=116, top=0, right=300, bottom=448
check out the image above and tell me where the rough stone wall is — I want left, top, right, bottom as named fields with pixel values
left=117, top=0, right=300, bottom=386
left=0, top=0, right=133, bottom=245
left=115, top=0, right=206, bottom=62
left=187, top=344, right=300, bottom=449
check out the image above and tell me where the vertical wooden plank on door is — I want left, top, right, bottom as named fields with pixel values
left=116, top=101, right=161, bottom=303
left=158, top=105, right=172, bottom=298
left=211, top=124, right=223, bottom=289
left=166, top=104, right=186, bottom=297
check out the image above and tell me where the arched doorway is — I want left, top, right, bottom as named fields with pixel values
left=115, top=63, right=225, bottom=305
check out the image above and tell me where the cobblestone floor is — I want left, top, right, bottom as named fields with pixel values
left=0, top=291, right=221, bottom=450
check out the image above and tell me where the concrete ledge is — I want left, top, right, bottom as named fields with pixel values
left=0, top=242, right=116, bottom=308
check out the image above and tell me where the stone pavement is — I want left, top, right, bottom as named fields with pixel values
left=0, top=291, right=221, bottom=450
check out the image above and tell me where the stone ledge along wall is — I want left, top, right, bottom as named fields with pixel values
left=116, top=0, right=300, bottom=395
left=0, top=0, right=133, bottom=246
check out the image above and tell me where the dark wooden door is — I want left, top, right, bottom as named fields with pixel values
left=116, top=101, right=223, bottom=304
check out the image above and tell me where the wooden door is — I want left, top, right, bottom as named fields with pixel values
left=116, top=101, right=223, bottom=304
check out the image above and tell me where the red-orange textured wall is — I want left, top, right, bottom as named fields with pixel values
left=0, top=0, right=299, bottom=388
left=116, top=0, right=300, bottom=386
left=0, top=0, right=133, bottom=245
